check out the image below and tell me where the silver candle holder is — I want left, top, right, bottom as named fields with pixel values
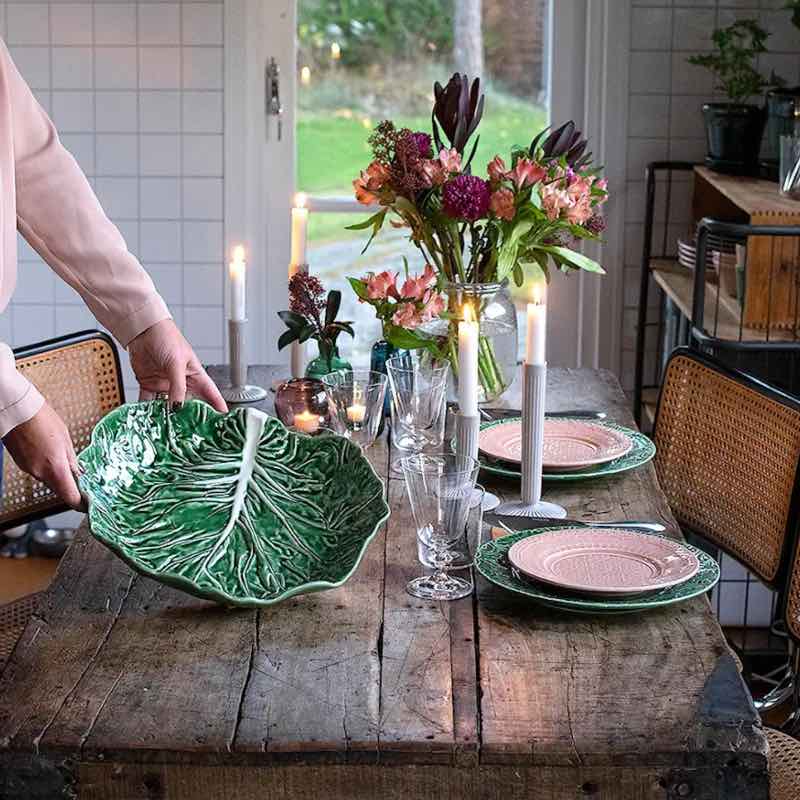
left=220, top=318, right=267, bottom=404
left=494, top=363, right=566, bottom=518
left=454, top=411, right=499, bottom=511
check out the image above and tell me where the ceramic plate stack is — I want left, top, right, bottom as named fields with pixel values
left=471, top=417, right=655, bottom=481
left=474, top=526, right=720, bottom=614
left=677, top=234, right=738, bottom=271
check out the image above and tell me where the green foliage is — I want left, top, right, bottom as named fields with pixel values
left=687, top=19, right=769, bottom=104
left=785, top=1, right=800, bottom=31
left=298, top=0, right=453, bottom=69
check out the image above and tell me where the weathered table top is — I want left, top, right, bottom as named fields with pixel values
left=0, top=366, right=767, bottom=800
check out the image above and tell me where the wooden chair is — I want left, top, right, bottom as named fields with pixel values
left=0, top=330, right=125, bottom=669
left=654, top=348, right=800, bottom=797
left=0, top=330, right=125, bottom=529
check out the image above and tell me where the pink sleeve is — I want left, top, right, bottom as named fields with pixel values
left=6, top=41, right=171, bottom=347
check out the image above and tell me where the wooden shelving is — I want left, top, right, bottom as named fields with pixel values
left=649, top=258, right=800, bottom=343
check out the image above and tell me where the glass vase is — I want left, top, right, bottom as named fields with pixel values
left=305, top=346, right=351, bottom=380
left=426, top=282, right=518, bottom=404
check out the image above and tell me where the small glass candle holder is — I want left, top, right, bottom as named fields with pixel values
left=274, top=378, right=328, bottom=435
left=321, top=370, right=387, bottom=450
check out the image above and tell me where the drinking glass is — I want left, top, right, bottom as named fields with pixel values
left=401, top=454, right=479, bottom=600
left=780, top=135, right=800, bottom=198
left=386, top=352, right=449, bottom=465
left=322, top=370, right=387, bottom=450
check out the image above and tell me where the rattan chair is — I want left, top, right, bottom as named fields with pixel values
left=654, top=349, right=800, bottom=798
left=0, top=329, right=125, bottom=529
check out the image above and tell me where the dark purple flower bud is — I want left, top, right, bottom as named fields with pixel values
left=411, top=131, right=432, bottom=158
left=432, top=74, right=484, bottom=154
left=585, top=214, right=607, bottom=235
left=442, top=174, right=491, bottom=221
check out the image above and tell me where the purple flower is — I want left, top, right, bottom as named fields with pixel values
left=442, top=174, right=491, bottom=221
left=411, top=131, right=432, bottom=158
left=584, top=214, right=606, bottom=235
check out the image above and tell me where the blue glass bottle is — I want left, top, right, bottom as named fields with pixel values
left=370, top=339, right=406, bottom=434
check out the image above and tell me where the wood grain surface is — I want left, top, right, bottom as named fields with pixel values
left=0, top=365, right=768, bottom=799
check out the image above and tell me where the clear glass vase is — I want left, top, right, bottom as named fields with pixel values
left=425, top=282, right=518, bottom=404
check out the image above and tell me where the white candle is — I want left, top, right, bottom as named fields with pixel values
left=293, top=410, right=320, bottom=434
left=347, top=403, right=366, bottom=424
left=290, top=193, right=309, bottom=267
left=526, top=282, right=547, bottom=366
left=458, top=302, right=479, bottom=417
left=229, top=245, right=246, bottom=321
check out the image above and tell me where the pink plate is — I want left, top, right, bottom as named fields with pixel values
left=478, top=419, right=633, bottom=470
left=507, top=528, right=700, bottom=597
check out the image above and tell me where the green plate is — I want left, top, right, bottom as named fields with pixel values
left=474, top=527, right=719, bottom=614
left=468, top=418, right=655, bottom=481
left=78, top=400, right=390, bottom=607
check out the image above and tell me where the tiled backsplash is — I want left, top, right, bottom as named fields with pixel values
left=0, top=1, right=225, bottom=396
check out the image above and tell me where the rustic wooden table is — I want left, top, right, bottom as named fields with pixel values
left=0, top=366, right=768, bottom=799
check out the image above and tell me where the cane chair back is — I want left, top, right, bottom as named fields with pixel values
left=0, top=330, right=124, bottom=529
left=654, top=349, right=800, bottom=587
left=0, top=591, right=40, bottom=670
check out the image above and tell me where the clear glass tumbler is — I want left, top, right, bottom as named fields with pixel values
left=386, top=352, right=449, bottom=460
left=401, top=454, right=479, bottom=601
left=322, top=370, right=387, bottom=450
left=780, top=135, right=800, bottom=198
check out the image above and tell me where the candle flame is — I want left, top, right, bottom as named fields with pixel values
left=330, top=42, right=341, bottom=60
left=231, top=245, right=245, bottom=264
left=300, top=65, right=311, bottom=86
left=531, top=282, right=546, bottom=305
left=463, top=302, right=476, bottom=324
left=295, top=192, right=308, bottom=210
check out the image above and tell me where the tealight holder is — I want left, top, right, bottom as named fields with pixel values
left=221, top=319, right=267, bottom=404
left=494, top=363, right=567, bottom=518
left=274, top=377, right=329, bottom=435
left=322, top=370, right=387, bottom=451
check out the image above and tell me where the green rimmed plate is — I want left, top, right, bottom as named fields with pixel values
left=78, top=400, right=390, bottom=607
left=468, top=418, right=655, bottom=481
left=474, top=526, right=719, bottom=614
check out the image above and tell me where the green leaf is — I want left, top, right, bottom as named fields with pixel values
left=325, top=290, right=341, bottom=327
left=277, top=328, right=298, bottom=351
left=348, top=276, right=371, bottom=301
left=520, top=258, right=547, bottom=285
left=345, top=209, right=386, bottom=231
left=78, top=400, right=390, bottom=606
left=536, top=245, right=606, bottom=275
left=278, top=310, right=307, bottom=331
left=298, top=324, right=316, bottom=343
left=384, top=324, right=440, bottom=355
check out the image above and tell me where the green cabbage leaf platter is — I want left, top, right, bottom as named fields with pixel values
left=78, top=400, right=390, bottom=607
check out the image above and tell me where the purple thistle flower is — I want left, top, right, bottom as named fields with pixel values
left=411, top=131, right=432, bottom=158
left=442, top=174, right=491, bottom=221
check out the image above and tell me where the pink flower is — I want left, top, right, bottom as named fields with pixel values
left=540, top=182, right=572, bottom=221
left=365, top=270, right=398, bottom=300
left=422, top=159, right=446, bottom=187
left=487, top=155, right=508, bottom=183
left=353, top=160, right=391, bottom=205
left=438, top=148, right=462, bottom=173
left=489, top=188, right=515, bottom=220
left=566, top=197, right=593, bottom=225
left=420, top=290, right=446, bottom=323
left=596, top=178, right=608, bottom=192
left=392, top=302, right=421, bottom=329
left=399, top=264, right=436, bottom=301
left=510, top=158, right=546, bottom=189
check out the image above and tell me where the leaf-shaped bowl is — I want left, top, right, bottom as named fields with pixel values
left=78, top=400, right=390, bottom=607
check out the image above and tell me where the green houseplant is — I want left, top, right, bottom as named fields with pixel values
left=688, top=19, right=769, bottom=174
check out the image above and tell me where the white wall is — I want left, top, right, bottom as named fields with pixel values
left=0, top=0, right=226, bottom=398
left=621, top=0, right=800, bottom=392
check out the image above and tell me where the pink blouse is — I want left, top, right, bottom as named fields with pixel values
left=0, top=41, right=170, bottom=436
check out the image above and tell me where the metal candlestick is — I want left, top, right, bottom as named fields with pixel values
left=220, top=319, right=267, bottom=404
left=455, top=412, right=499, bottom=512
left=494, top=363, right=566, bottom=518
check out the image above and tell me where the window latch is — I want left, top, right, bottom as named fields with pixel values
left=266, top=57, right=283, bottom=141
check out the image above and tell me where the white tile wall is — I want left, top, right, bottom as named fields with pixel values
left=626, top=0, right=800, bottom=627
left=0, top=1, right=226, bottom=400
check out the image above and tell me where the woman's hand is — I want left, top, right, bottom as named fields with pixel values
left=128, top=319, right=227, bottom=412
left=3, top=402, right=85, bottom=510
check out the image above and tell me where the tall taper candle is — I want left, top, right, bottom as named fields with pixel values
left=229, top=245, right=246, bottom=321
left=526, top=281, right=546, bottom=365
left=458, top=302, right=479, bottom=417
left=290, top=193, right=309, bottom=267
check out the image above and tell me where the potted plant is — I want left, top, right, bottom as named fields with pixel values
left=688, top=19, right=769, bottom=174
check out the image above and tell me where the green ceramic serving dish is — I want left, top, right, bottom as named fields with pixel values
left=464, top=417, right=656, bottom=482
left=78, top=400, right=390, bottom=607
left=474, top=526, right=720, bottom=614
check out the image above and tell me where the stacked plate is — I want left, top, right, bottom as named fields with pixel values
left=677, top=235, right=738, bottom=271
left=473, top=417, right=655, bottom=481
left=474, top=526, right=720, bottom=614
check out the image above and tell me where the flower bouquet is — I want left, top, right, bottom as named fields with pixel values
left=348, top=73, right=609, bottom=399
left=278, top=273, right=354, bottom=378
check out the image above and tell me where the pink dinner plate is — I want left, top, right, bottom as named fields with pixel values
left=507, top=528, right=700, bottom=597
left=478, top=419, right=633, bottom=470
